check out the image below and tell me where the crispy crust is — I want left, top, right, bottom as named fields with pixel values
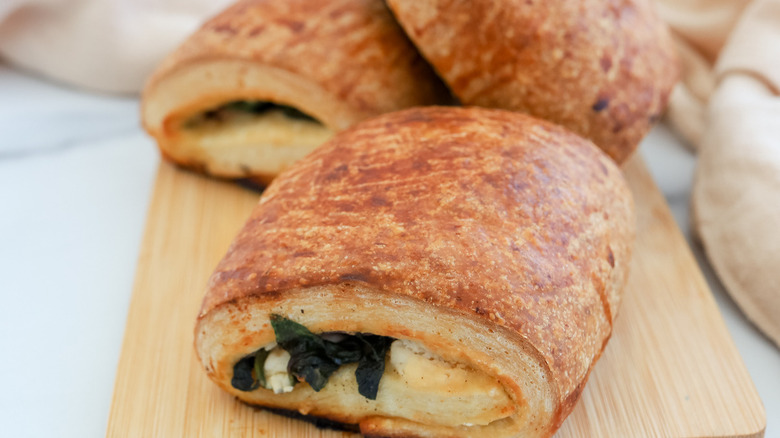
left=141, top=0, right=449, bottom=179
left=196, top=107, right=635, bottom=437
left=386, top=0, right=679, bottom=163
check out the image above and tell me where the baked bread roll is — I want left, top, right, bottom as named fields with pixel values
left=195, top=107, right=635, bottom=437
left=141, top=0, right=448, bottom=184
left=386, top=0, right=678, bottom=164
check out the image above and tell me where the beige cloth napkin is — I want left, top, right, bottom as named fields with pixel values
left=659, top=0, right=780, bottom=347
left=0, top=0, right=231, bottom=93
left=2, top=0, right=778, bottom=346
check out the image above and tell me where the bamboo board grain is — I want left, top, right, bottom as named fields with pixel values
left=107, top=156, right=766, bottom=438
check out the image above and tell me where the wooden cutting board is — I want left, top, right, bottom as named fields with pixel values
left=106, top=156, right=766, bottom=438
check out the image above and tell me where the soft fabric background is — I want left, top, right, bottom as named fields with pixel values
left=657, top=0, right=780, bottom=347
left=0, top=0, right=231, bottom=93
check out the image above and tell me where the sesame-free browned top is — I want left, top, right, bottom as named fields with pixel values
left=145, top=0, right=448, bottom=123
left=200, top=107, right=635, bottom=409
left=386, top=0, right=679, bottom=164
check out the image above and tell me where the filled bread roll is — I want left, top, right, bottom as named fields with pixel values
left=386, top=0, right=678, bottom=164
left=195, top=107, right=635, bottom=437
left=141, top=0, right=448, bottom=184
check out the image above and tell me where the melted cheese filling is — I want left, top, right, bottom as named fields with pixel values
left=259, top=339, right=514, bottom=427
left=176, top=108, right=334, bottom=177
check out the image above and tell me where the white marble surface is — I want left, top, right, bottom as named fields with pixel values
left=0, top=63, right=776, bottom=437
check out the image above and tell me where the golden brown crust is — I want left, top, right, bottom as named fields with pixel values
left=141, top=0, right=450, bottom=178
left=199, top=107, right=635, bottom=433
left=385, top=0, right=679, bottom=164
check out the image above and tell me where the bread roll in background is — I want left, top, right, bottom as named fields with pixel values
left=386, top=0, right=679, bottom=164
left=141, top=0, right=449, bottom=184
left=195, top=107, right=636, bottom=438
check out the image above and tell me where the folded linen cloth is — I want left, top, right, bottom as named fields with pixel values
left=658, top=0, right=780, bottom=348
left=0, top=0, right=232, bottom=93
left=1, top=0, right=777, bottom=346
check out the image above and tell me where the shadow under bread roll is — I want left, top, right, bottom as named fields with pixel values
left=141, top=0, right=449, bottom=184
left=385, top=0, right=679, bottom=164
left=195, top=107, right=635, bottom=437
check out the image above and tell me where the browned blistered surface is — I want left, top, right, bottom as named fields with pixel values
left=386, top=0, right=679, bottom=164
left=200, top=107, right=635, bottom=409
left=145, top=0, right=449, bottom=124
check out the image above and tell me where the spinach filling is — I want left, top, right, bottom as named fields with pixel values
left=231, top=349, right=270, bottom=392
left=231, top=314, right=394, bottom=400
left=188, top=100, right=318, bottom=127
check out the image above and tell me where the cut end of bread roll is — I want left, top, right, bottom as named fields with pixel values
left=142, top=60, right=342, bottom=183
left=175, top=103, right=333, bottom=183
left=196, top=286, right=557, bottom=437
left=195, top=107, right=635, bottom=437
left=141, top=0, right=450, bottom=183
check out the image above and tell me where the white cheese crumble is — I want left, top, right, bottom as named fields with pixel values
left=263, top=347, right=295, bottom=394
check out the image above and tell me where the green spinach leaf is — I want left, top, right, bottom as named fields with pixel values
left=223, top=100, right=317, bottom=121
left=232, top=348, right=272, bottom=392
left=225, top=101, right=273, bottom=113
left=231, top=355, right=260, bottom=392
left=355, top=335, right=394, bottom=400
left=253, top=348, right=271, bottom=388
left=270, top=314, right=394, bottom=400
left=279, top=105, right=317, bottom=121
left=270, top=314, right=337, bottom=391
